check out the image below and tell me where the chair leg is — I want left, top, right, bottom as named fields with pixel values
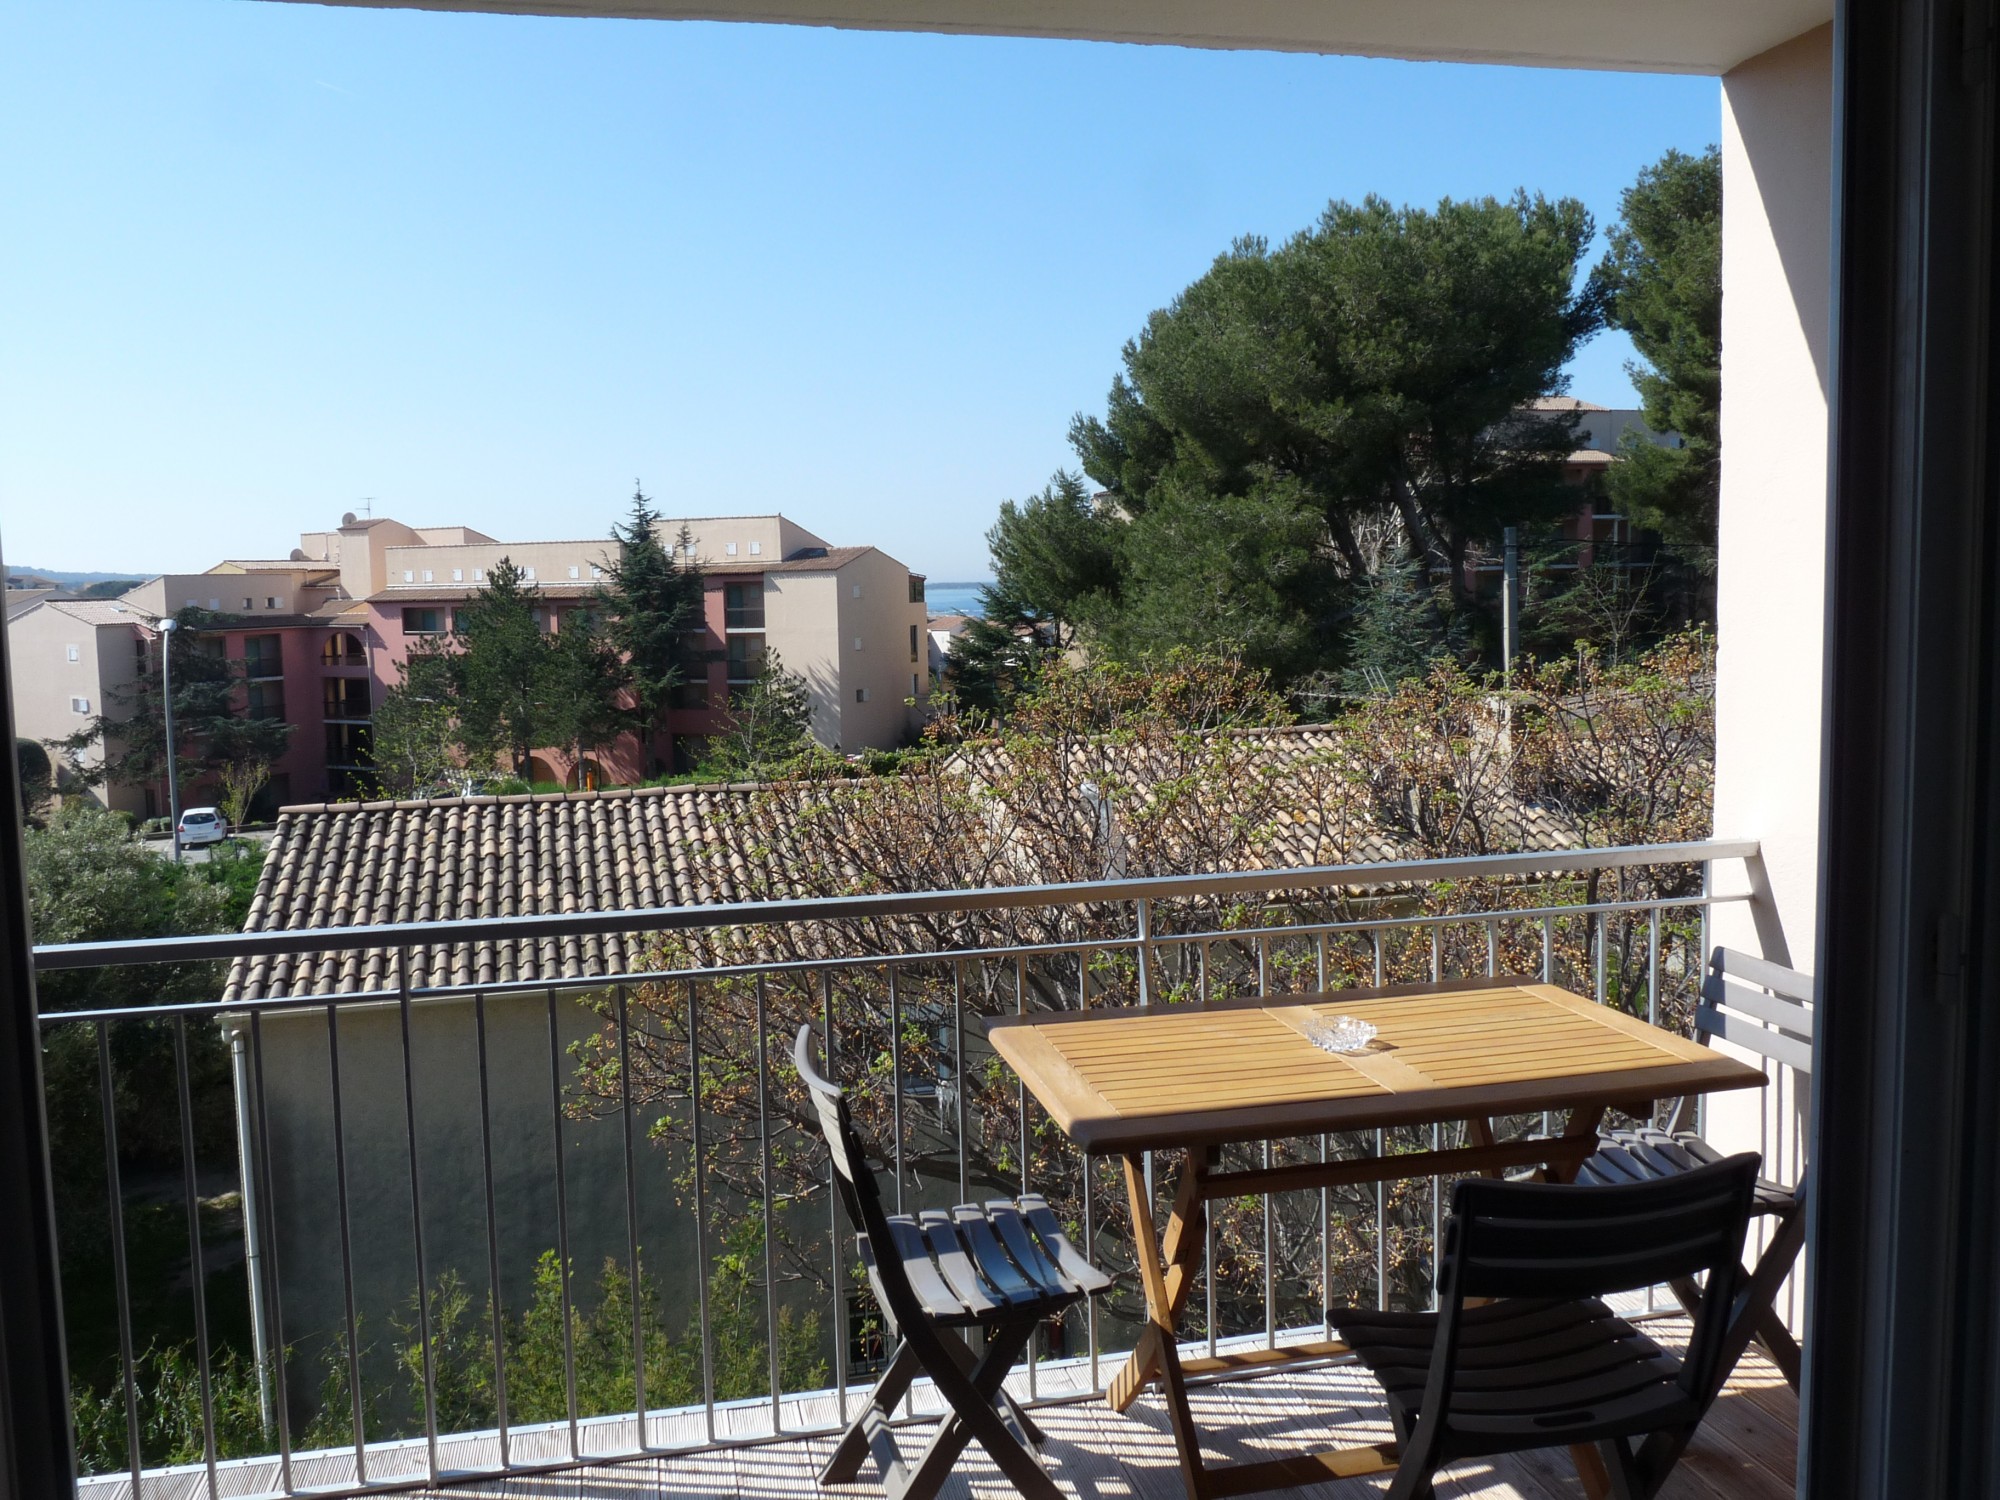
left=898, top=1314, right=1060, bottom=1500
left=938, top=1329, right=1046, bottom=1445
left=820, top=1340, right=922, bottom=1485
left=1751, top=1304, right=1803, bottom=1390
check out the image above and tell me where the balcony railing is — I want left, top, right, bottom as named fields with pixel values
left=32, top=837, right=1761, bottom=1500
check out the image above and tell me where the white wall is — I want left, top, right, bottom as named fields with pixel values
left=1708, top=21, right=1833, bottom=1327
left=764, top=569, right=844, bottom=747
left=832, top=550, right=928, bottom=750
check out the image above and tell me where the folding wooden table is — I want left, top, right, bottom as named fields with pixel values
left=986, top=978, right=1769, bottom=1500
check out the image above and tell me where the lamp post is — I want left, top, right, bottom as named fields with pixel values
left=158, top=617, right=182, bottom=862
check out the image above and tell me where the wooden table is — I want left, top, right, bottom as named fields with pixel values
left=986, top=978, right=1769, bottom=1500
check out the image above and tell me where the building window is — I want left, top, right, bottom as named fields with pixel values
left=70, top=696, right=90, bottom=714
left=402, top=608, right=444, bottom=635
left=724, top=632, right=760, bottom=684
left=522, top=567, right=535, bottom=581
left=65, top=645, right=78, bottom=662
left=267, top=596, right=282, bottom=610
left=855, top=687, right=869, bottom=704
left=724, top=582, right=765, bottom=630
left=852, top=584, right=863, bottom=599
left=909, top=624, right=919, bottom=662
left=853, top=636, right=864, bottom=651
left=473, top=568, right=485, bottom=583
left=247, top=680, right=286, bottom=722
left=568, top=565, right=580, bottom=579
left=325, top=722, right=373, bottom=767
left=452, top=568, right=463, bottom=582
left=242, top=597, right=254, bottom=610
left=749, top=541, right=762, bottom=555
left=908, top=576, right=924, bottom=604
left=912, top=674, right=920, bottom=697
left=321, top=632, right=364, bottom=666
left=244, top=634, right=283, bottom=679
left=403, top=570, right=414, bottom=583
left=323, top=677, right=370, bottom=719
left=421, top=570, right=434, bottom=584
left=208, top=598, right=220, bottom=611
left=725, top=542, right=738, bottom=556
left=590, top=564, right=602, bottom=579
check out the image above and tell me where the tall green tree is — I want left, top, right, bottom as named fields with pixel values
left=1041, top=192, right=1603, bottom=682
left=370, top=637, right=465, bottom=794
left=1590, top=146, right=1722, bottom=553
left=449, top=559, right=564, bottom=777
left=982, top=472, right=1122, bottom=648
left=1072, top=194, right=1601, bottom=585
left=597, top=487, right=707, bottom=752
left=54, top=606, right=293, bottom=799
left=942, top=583, right=1055, bottom=716
left=544, top=608, right=633, bottom=787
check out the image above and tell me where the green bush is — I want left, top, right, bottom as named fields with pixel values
left=72, top=1221, right=824, bottom=1471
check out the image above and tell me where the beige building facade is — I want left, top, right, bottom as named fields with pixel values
left=5, top=598, right=148, bottom=814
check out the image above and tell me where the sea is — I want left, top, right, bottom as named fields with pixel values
left=921, top=581, right=992, bottom=620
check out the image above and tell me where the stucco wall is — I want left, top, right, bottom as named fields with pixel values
left=3, top=608, right=141, bottom=811
left=1708, top=21, right=1833, bottom=1327
left=764, top=570, right=843, bottom=747
left=831, top=550, right=930, bottom=751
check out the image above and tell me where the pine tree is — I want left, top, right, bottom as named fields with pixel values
left=1340, top=561, right=1466, bottom=695
left=597, top=485, right=706, bottom=763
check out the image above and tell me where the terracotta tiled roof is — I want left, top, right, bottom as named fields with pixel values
left=227, top=784, right=768, bottom=1000
left=227, top=727, right=1576, bottom=1003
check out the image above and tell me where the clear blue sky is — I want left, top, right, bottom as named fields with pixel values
left=0, top=1, right=1719, bottom=581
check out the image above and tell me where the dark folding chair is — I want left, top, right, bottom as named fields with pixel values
left=794, top=1025, right=1109, bottom=1500
left=1334, top=1153, right=1761, bottom=1500
left=1575, top=945, right=1811, bottom=1389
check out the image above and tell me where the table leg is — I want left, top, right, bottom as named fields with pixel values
left=1554, top=1103, right=1612, bottom=1500
left=1115, top=1151, right=1209, bottom=1498
left=1549, top=1104, right=1607, bottom=1184
left=1108, top=1150, right=1208, bottom=1413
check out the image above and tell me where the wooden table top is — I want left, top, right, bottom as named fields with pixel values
left=986, top=978, right=1769, bottom=1154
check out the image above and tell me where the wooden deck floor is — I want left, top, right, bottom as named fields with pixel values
left=407, top=1316, right=1799, bottom=1500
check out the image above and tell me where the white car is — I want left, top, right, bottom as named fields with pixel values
left=177, top=807, right=227, bottom=847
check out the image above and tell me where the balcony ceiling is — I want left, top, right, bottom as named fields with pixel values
left=273, top=0, right=1830, bottom=76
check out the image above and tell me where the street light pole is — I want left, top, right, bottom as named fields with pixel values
left=158, top=617, right=182, bottom=862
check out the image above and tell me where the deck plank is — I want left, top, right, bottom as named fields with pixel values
left=85, top=1316, right=1792, bottom=1500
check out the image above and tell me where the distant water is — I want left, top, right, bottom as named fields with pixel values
left=923, top=581, right=992, bottom=619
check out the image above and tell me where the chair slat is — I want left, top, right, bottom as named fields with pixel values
left=983, top=1202, right=1076, bottom=1297
left=1018, top=1195, right=1115, bottom=1294
left=952, top=1206, right=1049, bottom=1306
left=1696, top=1005, right=1814, bottom=1075
left=1709, top=947, right=1815, bottom=1004
left=1706, top=977, right=1815, bottom=1040
left=883, top=1215, right=969, bottom=1323
left=918, top=1211, right=1002, bottom=1318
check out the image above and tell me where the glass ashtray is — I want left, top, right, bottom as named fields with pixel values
left=1301, top=1014, right=1377, bottom=1055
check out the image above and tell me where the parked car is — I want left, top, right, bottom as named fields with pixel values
left=177, top=807, right=227, bottom=846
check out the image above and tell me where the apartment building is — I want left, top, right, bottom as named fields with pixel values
left=362, top=512, right=930, bottom=780
left=6, top=509, right=931, bottom=810
left=5, top=598, right=149, bottom=813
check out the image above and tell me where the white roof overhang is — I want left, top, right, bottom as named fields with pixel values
left=267, top=0, right=1830, bottom=76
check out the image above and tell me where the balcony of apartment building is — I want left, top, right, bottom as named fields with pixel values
left=0, top=1, right=1993, bottom=1499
